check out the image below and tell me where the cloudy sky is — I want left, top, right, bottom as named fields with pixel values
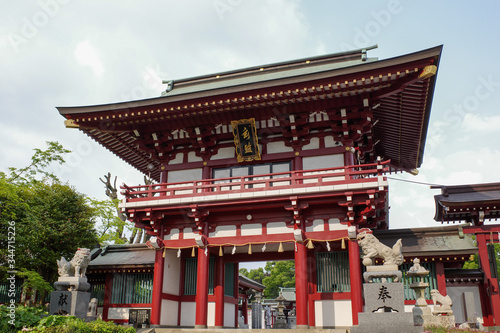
left=1, top=1, right=500, bottom=233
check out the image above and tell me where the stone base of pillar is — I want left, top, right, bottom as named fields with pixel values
left=49, top=290, right=90, bottom=319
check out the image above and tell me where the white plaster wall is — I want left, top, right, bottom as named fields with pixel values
left=163, top=249, right=180, bottom=295
left=187, top=151, right=203, bottom=162
left=306, top=219, right=324, bottom=232
left=207, top=302, right=216, bottom=327
left=224, top=303, right=236, bottom=327
left=183, top=228, right=197, bottom=239
left=180, top=302, right=196, bottom=326
left=160, top=300, right=178, bottom=326
left=324, top=135, right=341, bottom=148
left=211, top=147, right=235, bottom=160
left=267, top=141, right=293, bottom=153
left=241, top=223, right=262, bottom=236
left=266, top=222, right=291, bottom=234
left=209, top=225, right=237, bottom=238
left=314, top=300, right=352, bottom=327
left=303, top=154, right=344, bottom=170
left=167, top=168, right=202, bottom=183
left=447, top=286, right=483, bottom=323
left=302, top=137, right=320, bottom=150
left=165, top=228, right=179, bottom=240
left=169, top=152, right=183, bottom=164
left=328, top=218, right=347, bottom=230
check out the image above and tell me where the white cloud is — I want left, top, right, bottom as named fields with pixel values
left=462, top=113, right=500, bottom=132
left=74, top=41, right=104, bottom=76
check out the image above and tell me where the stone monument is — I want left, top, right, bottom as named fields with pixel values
left=251, top=292, right=262, bottom=329
left=351, top=229, right=422, bottom=333
left=273, top=291, right=288, bottom=329
left=407, top=258, right=455, bottom=328
left=49, top=248, right=92, bottom=319
left=407, top=258, right=431, bottom=326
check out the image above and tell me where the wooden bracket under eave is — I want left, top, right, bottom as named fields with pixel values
left=64, top=119, right=79, bottom=128
left=418, top=65, right=437, bottom=80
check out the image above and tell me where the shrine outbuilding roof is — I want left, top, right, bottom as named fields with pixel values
left=373, top=224, right=477, bottom=258
left=57, top=45, right=442, bottom=180
left=432, top=183, right=500, bottom=223
left=88, top=244, right=155, bottom=269
left=239, top=274, right=265, bottom=292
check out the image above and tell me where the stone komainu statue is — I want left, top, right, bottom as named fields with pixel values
left=57, top=248, right=91, bottom=278
left=357, top=228, right=404, bottom=266
left=430, top=289, right=453, bottom=315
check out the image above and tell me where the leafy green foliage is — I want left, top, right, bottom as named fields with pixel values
left=424, top=325, right=484, bottom=332
left=16, top=269, right=53, bottom=300
left=0, top=306, right=134, bottom=333
left=0, top=141, right=98, bottom=287
left=7, top=141, right=71, bottom=184
left=240, top=261, right=295, bottom=299
left=239, top=267, right=265, bottom=285
left=462, top=241, right=500, bottom=278
left=29, top=317, right=135, bottom=333
left=262, top=261, right=295, bottom=299
left=0, top=305, right=46, bottom=333
left=36, top=314, right=77, bottom=328
left=90, top=198, right=127, bottom=245
left=13, top=181, right=98, bottom=283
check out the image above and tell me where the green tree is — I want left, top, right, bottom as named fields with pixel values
left=0, top=142, right=99, bottom=301
left=239, top=267, right=265, bottom=285
left=262, top=261, right=295, bottom=299
left=463, top=243, right=500, bottom=278
left=15, top=181, right=98, bottom=283
left=240, top=262, right=296, bottom=299
left=90, top=198, right=127, bottom=245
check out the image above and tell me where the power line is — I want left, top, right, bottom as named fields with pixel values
left=386, top=176, right=443, bottom=188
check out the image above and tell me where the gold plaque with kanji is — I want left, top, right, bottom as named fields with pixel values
left=231, top=118, right=261, bottom=162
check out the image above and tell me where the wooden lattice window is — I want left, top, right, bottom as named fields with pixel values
left=88, top=275, right=106, bottom=306
left=316, top=251, right=351, bottom=292
left=224, top=263, right=235, bottom=297
left=183, top=258, right=215, bottom=295
left=110, top=272, right=153, bottom=304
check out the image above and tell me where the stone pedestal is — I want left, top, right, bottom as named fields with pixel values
left=351, top=282, right=423, bottom=332
left=364, top=265, right=402, bottom=283
left=410, top=281, right=429, bottom=307
left=412, top=306, right=455, bottom=328
left=354, top=312, right=422, bottom=333
left=413, top=305, right=432, bottom=326
left=274, top=316, right=288, bottom=329
left=49, top=290, right=90, bottom=319
left=54, top=277, right=90, bottom=292
left=50, top=276, right=91, bottom=319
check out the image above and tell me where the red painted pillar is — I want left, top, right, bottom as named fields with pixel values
left=349, top=237, right=363, bottom=325
left=295, top=240, right=309, bottom=328
left=435, top=262, right=447, bottom=296
left=243, top=297, right=248, bottom=325
left=102, top=274, right=113, bottom=321
left=214, top=256, right=225, bottom=328
left=195, top=247, right=210, bottom=328
left=307, top=250, right=316, bottom=327
left=234, top=262, right=239, bottom=328
left=150, top=227, right=165, bottom=326
left=476, top=233, right=500, bottom=327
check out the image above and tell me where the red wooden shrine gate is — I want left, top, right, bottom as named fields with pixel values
left=58, top=45, right=442, bottom=328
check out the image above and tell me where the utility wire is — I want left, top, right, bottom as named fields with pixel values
left=386, top=176, right=443, bottom=188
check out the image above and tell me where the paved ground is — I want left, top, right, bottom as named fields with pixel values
left=134, top=325, right=500, bottom=332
